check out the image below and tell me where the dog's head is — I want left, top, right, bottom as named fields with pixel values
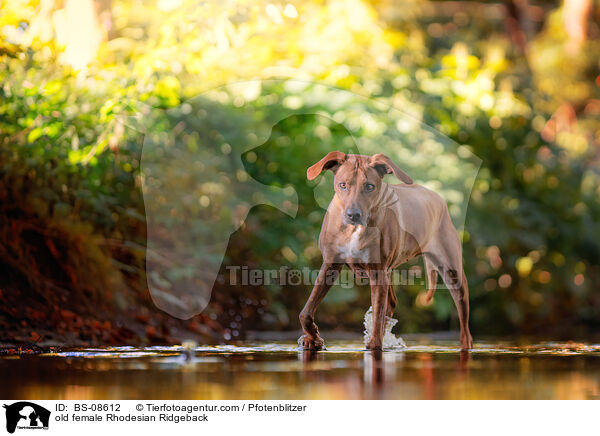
left=307, top=151, right=412, bottom=226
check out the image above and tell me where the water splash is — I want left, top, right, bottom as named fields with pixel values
left=363, top=306, right=406, bottom=350
left=297, top=335, right=306, bottom=349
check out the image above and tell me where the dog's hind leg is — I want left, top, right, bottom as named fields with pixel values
left=435, top=262, right=472, bottom=350
left=424, top=255, right=439, bottom=303
left=427, top=216, right=473, bottom=350
left=299, top=263, right=342, bottom=350
left=443, top=269, right=473, bottom=350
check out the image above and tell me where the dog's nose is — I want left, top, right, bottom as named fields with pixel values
left=345, top=208, right=362, bottom=223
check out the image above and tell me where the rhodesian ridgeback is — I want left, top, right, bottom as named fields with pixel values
left=299, top=151, right=473, bottom=351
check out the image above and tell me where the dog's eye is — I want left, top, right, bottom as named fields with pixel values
left=338, top=182, right=347, bottom=190
left=364, top=183, right=375, bottom=192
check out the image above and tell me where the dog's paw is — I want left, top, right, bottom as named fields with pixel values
left=460, top=333, right=473, bottom=351
left=299, top=335, right=325, bottom=351
left=366, top=338, right=382, bottom=351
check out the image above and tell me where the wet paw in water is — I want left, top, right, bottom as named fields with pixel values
left=297, top=335, right=326, bottom=351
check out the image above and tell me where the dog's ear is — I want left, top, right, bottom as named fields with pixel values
left=369, top=153, right=413, bottom=184
left=307, top=151, right=346, bottom=180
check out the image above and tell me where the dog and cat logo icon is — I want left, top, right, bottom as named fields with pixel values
left=2, top=402, right=50, bottom=433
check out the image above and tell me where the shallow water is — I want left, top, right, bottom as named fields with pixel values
left=1, top=340, right=599, bottom=399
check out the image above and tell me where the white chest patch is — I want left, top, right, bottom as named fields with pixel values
left=337, top=226, right=369, bottom=263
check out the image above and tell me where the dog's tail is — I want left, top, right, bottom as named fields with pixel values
left=425, top=269, right=438, bottom=303
left=425, top=287, right=436, bottom=302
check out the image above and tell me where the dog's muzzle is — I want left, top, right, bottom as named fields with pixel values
left=344, top=207, right=364, bottom=225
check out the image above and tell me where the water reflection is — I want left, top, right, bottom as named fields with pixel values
left=1, top=341, right=599, bottom=400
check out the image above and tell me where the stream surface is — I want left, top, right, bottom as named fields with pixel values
left=1, top=339, right=599, bottom=399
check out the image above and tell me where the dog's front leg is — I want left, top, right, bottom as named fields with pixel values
left=366, top=269, right=389, bottom=350
left=299, top=263, right=342, bottom=350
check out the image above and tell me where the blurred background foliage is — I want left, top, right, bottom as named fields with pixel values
left=1, top=0, right=599, bottom=345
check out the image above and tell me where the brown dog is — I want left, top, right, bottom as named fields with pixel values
left=299, top=151, right=473, bottom=350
